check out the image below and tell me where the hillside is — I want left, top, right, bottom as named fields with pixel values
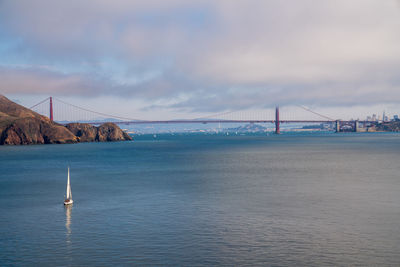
left=0, top=95, right=78, bottom=145
left=0, top=95, right=132, bottom=145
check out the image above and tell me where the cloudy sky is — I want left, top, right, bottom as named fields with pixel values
left=1, top=0, right=400, bottom=120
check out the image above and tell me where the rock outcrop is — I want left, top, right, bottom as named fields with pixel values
left=0, top=95, right=132, bottom=145
left=97, top=122, right=132, bottom=141
left=1, top=117, right=78, bottom=145
left=66, top=123, right=98, bottom=142
left=66, top=122, right=132, bottom=142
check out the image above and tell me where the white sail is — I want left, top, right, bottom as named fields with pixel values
left=66, top=167, right=71, bottom=200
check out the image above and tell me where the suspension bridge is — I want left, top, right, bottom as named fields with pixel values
left=29, top=97, right=377, bottom=133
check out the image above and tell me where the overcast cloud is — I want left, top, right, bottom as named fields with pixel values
left=0, top=0, right=400, bottom=115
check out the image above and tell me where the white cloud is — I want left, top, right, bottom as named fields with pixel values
left=1, top=0, right=400, bottom=114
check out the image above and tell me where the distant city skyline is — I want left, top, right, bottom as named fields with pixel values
left=1, top=0, right=400, bottom=120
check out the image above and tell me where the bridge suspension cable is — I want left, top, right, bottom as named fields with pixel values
left=29, top=97, right=50, bottom=109
left=28, top=96, right=337, bottom=124
left=194, top=110, right=242, bottom=120
left=296, top=105, right=335, bottom=121
left=52, top=97, right=142, bottom=121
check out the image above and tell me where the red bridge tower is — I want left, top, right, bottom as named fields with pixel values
left=275, top=106, right=280, bottom=134
left=49, top=97, right=53, bottom=121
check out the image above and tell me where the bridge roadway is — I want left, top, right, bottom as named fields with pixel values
left=32, top=97, right=378, bottom=127
left=83, top=120, right=373, bottom=125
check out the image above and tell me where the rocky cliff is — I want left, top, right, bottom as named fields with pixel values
left=66, top=122, right=132, bottom=142
left=0, top=95, right=78, bottom=145
left=0, top=95, right=132, bottom=145
left=65, top=123, right=97, bottom=142
left=1, top=117, right=79, bottom=145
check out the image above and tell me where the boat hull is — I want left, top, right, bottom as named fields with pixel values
left=64, top=199, right=74, bottom=205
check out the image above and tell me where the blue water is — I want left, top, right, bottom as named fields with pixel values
left=1, top=133, right=400, bottom=266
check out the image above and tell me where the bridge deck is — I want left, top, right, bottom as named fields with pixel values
left=79, top=120, right=374, bottom=125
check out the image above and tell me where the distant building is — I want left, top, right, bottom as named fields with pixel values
left=394, top=115, right=399, bottom=121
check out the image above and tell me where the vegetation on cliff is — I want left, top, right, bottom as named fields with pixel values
left=0, top=95, right=132, bottom=145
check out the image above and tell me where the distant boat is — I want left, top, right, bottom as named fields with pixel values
left=64, top=167, right=73, bottom=205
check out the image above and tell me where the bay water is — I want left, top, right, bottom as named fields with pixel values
left=1, top=133, right=400, bottom=266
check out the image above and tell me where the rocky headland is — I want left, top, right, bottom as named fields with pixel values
left=66, top=122, right=131, bottom=142
left=0, top=95, right=132, bottom=145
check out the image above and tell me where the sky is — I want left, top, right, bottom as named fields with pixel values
left=1, top=0, right=400, bottom=120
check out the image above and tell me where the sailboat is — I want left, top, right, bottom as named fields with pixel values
left=64, top=167, right=74, bottom=205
